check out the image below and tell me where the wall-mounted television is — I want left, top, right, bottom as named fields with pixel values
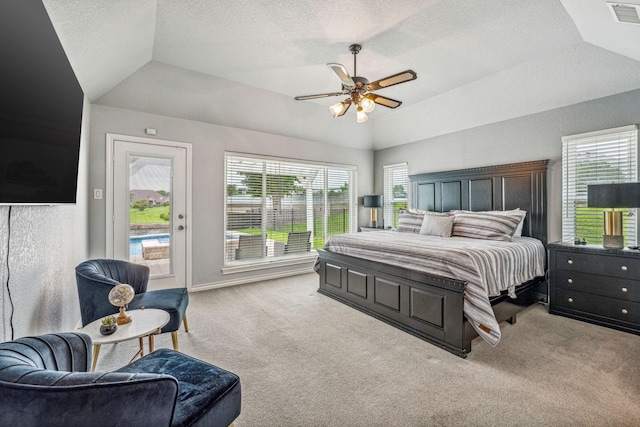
left=0, top=1, right=84, bottom=205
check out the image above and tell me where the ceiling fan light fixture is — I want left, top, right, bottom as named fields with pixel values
left=295, top=44, right=417, bottom=123
left=356, top=106, right=368, bottom=123
left=360, top=96, right=375, bottom=113
left=330, top=99, right=351, bottom=117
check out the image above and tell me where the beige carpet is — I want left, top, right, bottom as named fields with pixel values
left=98, top=273, right=640, bottom=426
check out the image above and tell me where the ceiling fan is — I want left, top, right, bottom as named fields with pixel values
left=294, top=44, right=417, bottom=123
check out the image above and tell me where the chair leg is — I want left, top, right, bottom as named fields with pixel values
left=171, top=331, right=179, bottom=351
left=182, top=314, right=189, bottom=332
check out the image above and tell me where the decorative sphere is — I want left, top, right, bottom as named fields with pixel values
left=108, top=283, right=135, bottom=307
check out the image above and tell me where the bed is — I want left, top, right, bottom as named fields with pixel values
left=316, top=160, right=548, bottom=358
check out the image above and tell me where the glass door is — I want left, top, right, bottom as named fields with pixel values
left=110, top=137, right=189, bottom=290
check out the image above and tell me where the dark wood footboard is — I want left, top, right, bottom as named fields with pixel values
left=317, top=249, right=547, bottom=358
left=317, top=249, right=472, bottom=357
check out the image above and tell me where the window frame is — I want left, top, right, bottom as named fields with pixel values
left=383, top=162, right=408, bottom=229
left=561, top=125, right=638, bottom=245
left=223, top=152, right=357, bottom=271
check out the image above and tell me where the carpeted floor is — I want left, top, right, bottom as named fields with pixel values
left=98, top=273, right=640, bottom=426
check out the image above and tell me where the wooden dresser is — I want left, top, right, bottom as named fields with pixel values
left=548, top=242, right=640, bottom=335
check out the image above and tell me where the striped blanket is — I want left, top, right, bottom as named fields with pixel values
left=324, top=231, right=546, bottom=347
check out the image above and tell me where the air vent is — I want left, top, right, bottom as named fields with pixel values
left=607, top=2, right=640, bottom=24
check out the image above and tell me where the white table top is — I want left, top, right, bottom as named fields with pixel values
left=78, top=309, right=170, bottom=345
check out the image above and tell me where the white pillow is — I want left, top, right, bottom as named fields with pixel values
left=419, top=212, right=454, bottom=237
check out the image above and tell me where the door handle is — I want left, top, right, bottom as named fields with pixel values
left=178, top=225, right=185, bottom=231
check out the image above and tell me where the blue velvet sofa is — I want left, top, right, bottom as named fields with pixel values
left=0, top=333, right=241, bottom=427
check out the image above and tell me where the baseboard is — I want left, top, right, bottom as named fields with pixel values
left=190, top=266, right=315, bottom=292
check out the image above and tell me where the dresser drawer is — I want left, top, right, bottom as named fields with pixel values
left=555, top=250, right=640, bottom=280
left=555, top=288, right=640, bottom=324
left=555, top=270, right=640, bottom=302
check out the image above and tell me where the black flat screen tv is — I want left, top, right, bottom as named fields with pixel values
left=0, top=1, right=84, bottom=205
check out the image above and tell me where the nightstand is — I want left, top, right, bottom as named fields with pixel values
left=548, top=242, right=640, bottom=335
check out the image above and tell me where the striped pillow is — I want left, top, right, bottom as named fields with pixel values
left=452, top=212, right=521, bottom=241
left=395, top=210, right=424, bottom=233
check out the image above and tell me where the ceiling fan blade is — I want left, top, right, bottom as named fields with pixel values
left=327, top=63, right=356, bottom=88
left=370, top=94, right=402, bottom=109
left=294, top=92, right=344, bottom=101
left=366, top=70, right=417, bottom=91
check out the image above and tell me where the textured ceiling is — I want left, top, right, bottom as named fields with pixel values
left=42, top=0, right=640, bottom=150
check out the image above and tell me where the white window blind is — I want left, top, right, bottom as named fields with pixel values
left=383, top=163, right=408, bottom=229
left=561, top=125, right=638, bottom=245
left=225, top=153, right=356, bottom=264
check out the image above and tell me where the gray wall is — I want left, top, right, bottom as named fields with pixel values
left=0, top=98, right=90, bottom=340
left=88, top=104, right=373, bottom=289
left=374, top=89, right=640, bottom=244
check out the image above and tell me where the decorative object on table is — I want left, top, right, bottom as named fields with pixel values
left=99, top=315, right=118, bottom=335
left=108, top=283, right=135, bottom=325
left=587, top=182, right=640, bottom=249
left=363, top=194, right=383, bottom=228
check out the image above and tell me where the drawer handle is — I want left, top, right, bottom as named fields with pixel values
left=622, top=309, right=628, bottom=315
left=622, top=287, right=628, bottom=293
left=567, top=297, right=574, bottom=303
left=567, top=259, right=573, bottom=265
left=621, top=266, right=628, bottom=271
left=567, top=278, right=573, bottom=284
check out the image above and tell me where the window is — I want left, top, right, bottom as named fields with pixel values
left=225, top=153, right=357, bottom=265
left=383, top=163, right=408, bottom=229
left=561, top=125, right=638, bottom=245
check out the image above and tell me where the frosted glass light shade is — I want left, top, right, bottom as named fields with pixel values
left=356, top=106, right=368, bottom=123
left=329, top=100, right=351, bottom=117
left=360, top=97, right=375, bottom=113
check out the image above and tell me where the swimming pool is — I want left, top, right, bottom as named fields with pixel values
left=130, top=234, right=170, bottom=256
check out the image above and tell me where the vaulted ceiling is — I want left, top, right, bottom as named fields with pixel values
left=43, top=0, right=640, bottom=150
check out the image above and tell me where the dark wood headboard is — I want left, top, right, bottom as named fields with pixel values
left=409, top=160, right=548, bottom=245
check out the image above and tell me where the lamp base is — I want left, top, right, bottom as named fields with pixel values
left=369, top=221, right=377, bottom=228
left=116, top=306, right=132, bottom=325
left=603, top=234, right=624, bottom=249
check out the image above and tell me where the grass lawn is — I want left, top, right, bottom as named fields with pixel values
left=130, top=206, right=170, bottom=224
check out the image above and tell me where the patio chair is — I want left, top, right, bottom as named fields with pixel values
left=235, top=234, right=265, bottom=260
left=284, top=231, right=311, bottom=254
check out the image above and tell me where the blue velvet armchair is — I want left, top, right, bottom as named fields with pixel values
left=75, top=259, right=189, bottom=350
left=0, top=333, right=241, bottom=427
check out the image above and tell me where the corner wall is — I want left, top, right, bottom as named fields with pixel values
left=0, top=98, right=90, bottom=340
left=374, top=89, right=640, bottom=243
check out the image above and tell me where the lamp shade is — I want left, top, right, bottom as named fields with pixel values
left=363, top=195, right=383, bottom=208
left=587, top=183, right=640, bottom=208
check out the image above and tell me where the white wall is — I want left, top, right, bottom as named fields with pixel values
left=0, top=98, right=90, bottom=340
left=373, top=89, right=640, bottom=243
left=88, top=104, right=373, bottom=289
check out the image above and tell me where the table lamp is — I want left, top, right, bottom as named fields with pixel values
left=587, top=183, right=640, bottom=249
left=363, top=195, right=383, bottom=228
left=108, top=283, right=135, bottom=325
